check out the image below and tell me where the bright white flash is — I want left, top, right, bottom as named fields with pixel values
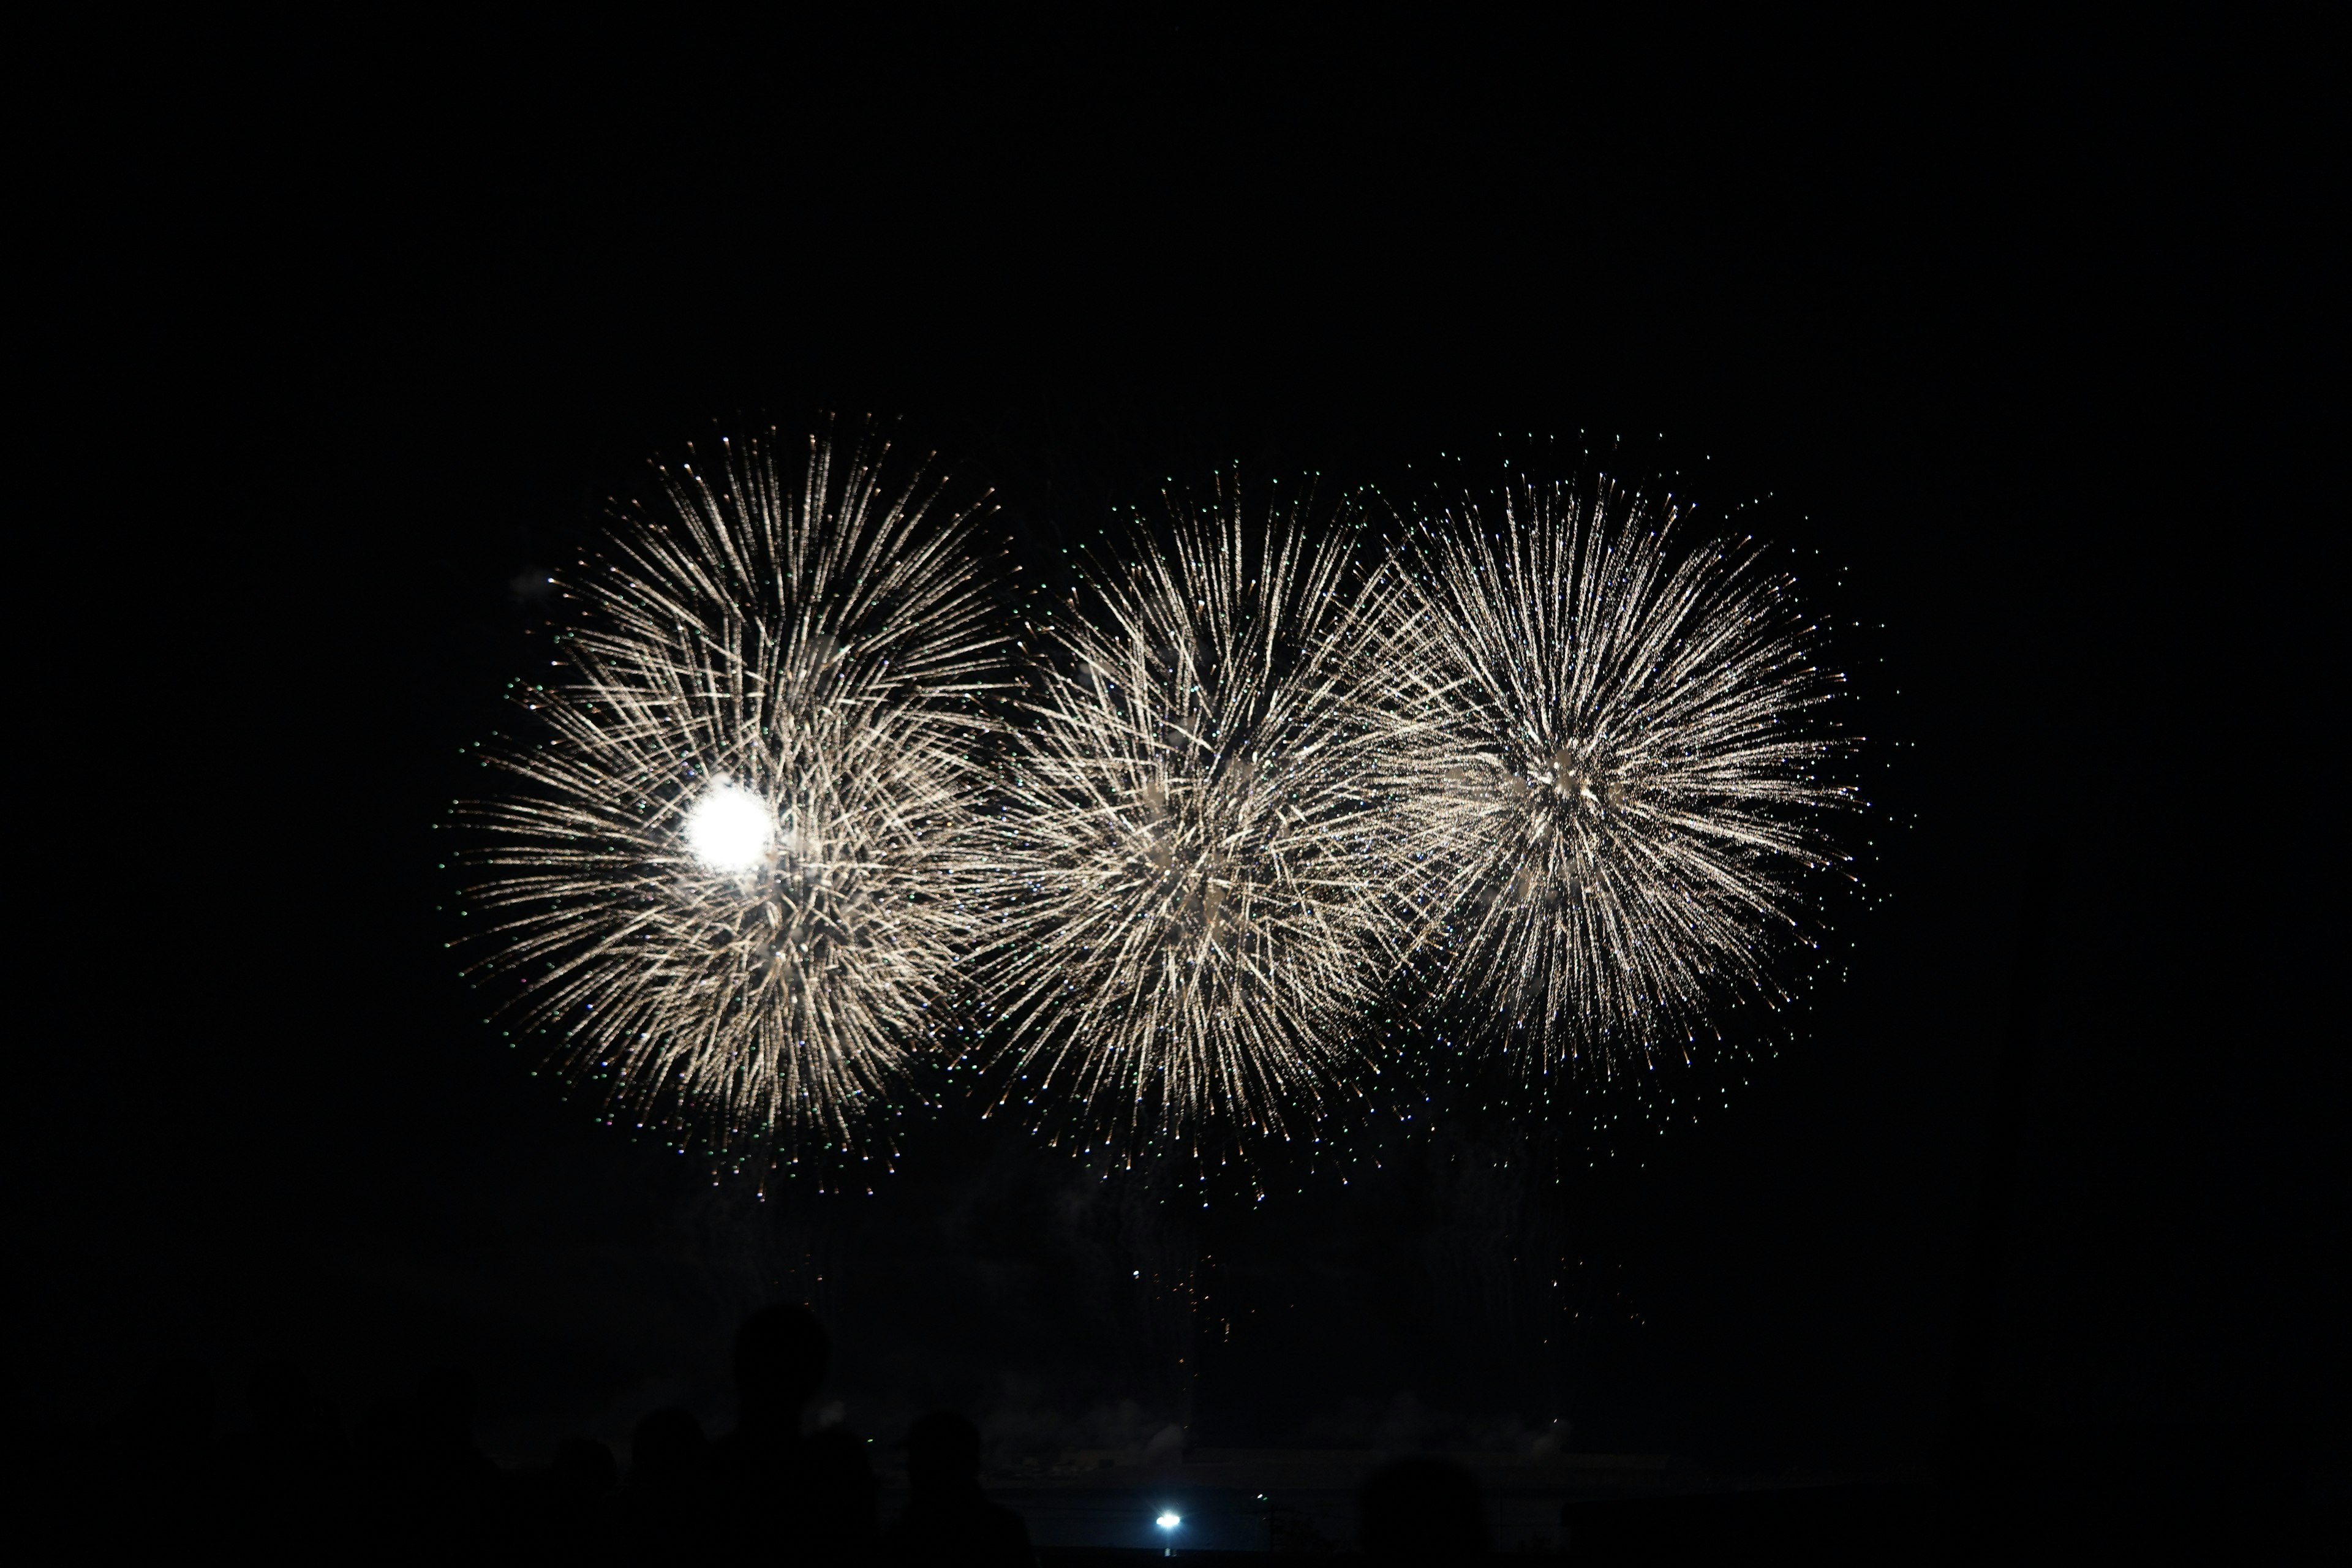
left=684, top=782, right=772, bottom=873
left=1156, top=1512, right=1181, bottom=1529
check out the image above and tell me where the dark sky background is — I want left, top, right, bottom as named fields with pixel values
left=31, top=17, right=2326, bottom=1507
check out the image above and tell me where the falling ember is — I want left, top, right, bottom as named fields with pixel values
left=459, top=426, right=1004, bottom=1162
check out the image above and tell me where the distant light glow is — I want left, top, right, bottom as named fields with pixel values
left=1156, top=1512, right=1181, bottom=1529
left=684, top=781, right=773, bottom=873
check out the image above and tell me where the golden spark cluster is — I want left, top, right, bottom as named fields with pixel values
left=460, top=434, right=1850, bottom=1166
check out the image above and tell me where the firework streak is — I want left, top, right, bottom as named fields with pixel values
left=1389, top=478, right=1851, bottom=1073
left=976, top=483, right=1434, bottom=1151
left=462, top=432, right=1003, bottom=1159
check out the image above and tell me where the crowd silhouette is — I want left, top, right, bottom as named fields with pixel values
left=51, top=1304, right=1499, bottom=1562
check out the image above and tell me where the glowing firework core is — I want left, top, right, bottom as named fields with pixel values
left=684, top=781, right=774, bottom=873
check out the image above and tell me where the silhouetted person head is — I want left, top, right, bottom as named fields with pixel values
left=889, top=1409, right=1029, bottom=1565
left=622, top=1407, right=714, bottom=1558
left=733, top=1303, right=829, bottom=1432
left=905, top=1410, right=984, bottom=1502
left=1359, top=1455, right=1489, bottom=1562
left=553, top=1435, right=618, bottom=1496
left=629, top=1406, right=709, bottom=1489
left=409, top=1363, right=498, bottom=1492
left=245, top=1358, right=341, bottom=1478
left=249, top=1359, right=309, bottom=1434
left=353, top=1395, right=417, bottom=1466
left=121, top=1357, right=216, bottom=1444
left=413, top=1365, right=477, bottom=1448
left=110, top=1358, right=222, bottom=1545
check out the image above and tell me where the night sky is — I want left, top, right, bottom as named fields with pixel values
left=32, top=18, right=2324, bottom=1515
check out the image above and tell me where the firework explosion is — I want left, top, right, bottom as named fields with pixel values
left=978, top=484, right=1422, bottom=1151
left=1390, top=478, right=1850, bottom=1072
left=461, top=431, right=1003, bottom=1161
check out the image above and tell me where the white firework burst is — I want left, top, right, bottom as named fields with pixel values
left=980, top=483, right=1418, bottom=1152
left=1392, top=477, right=1851, bottom=1071
left=461, top=429, right=1004, bottom=1161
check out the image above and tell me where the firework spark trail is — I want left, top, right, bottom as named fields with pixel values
left=979, top=483, right=1429, bottom=1152
left=1388, top=477, right=1851, bottom=1072
left=462, top=429, right=1004, bottom=1161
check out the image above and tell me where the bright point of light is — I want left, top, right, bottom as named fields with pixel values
left=1156, top=1512, right=1181, bottom=1529
left=684, top=782, right=772, bottom=873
